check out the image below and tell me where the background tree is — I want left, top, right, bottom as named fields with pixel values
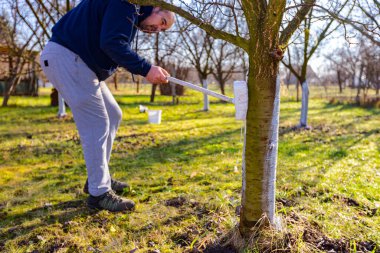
left=138, top=27, right=181, bottom=102
left=0, top=0, right=41, bottom=107
left=178, top=21, right=214, bottom=111
left=210, top=39, right=239, bottom=95
left=325, top=38, right=380, bottom=102
left=325, top=49, right=351, bottom=94
left=282, top=1, right=348, bottom=128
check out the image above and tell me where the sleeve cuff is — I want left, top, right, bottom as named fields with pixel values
left=140, top=62, right=152, bottom=77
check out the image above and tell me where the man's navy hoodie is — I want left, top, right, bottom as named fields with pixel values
left=51, top=0, right=153, bottom=81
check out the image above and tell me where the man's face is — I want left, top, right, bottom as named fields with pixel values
left=139, top=7, right=175, bottom=33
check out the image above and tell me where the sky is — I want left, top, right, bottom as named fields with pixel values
left=0, top=0, right=373, bottom=78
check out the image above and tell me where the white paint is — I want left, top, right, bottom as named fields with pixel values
left=57, top=93, right=67, bottom=118
left=300, top=81, right=309, bottom=127
left=202, top=79, right=209, bottom=112
left=240, top=76, right=282, bottom=228
left=241, top=120, right=247, bottom=206
left=262, top=76, right=281, bottom=224
left=233, top=81, right=248, bottom=121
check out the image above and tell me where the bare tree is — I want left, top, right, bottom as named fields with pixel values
left=130, top=0, right=318, bottom=236
left=137, top=27, right=181, bottom=102
left=315, top=0, right=379, bottom=46
left=0, top=1, right=41, bottom=107
left=177, top=21, right=214, bottom=110
left=326, top=48, right=354, bottom=94
left=211, top=39, right=239, bottom=95
left=282, top=1, right=349, bottom=128
left=328, top=35, right=380, bottom=97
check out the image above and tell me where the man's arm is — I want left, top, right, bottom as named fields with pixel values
left=99, top=0, right=152, bottom=77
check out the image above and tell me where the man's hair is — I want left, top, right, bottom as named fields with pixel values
left=155, top=7, right=172, bottom=15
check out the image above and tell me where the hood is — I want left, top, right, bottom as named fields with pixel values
left=138, top=6, right=154, bottom=25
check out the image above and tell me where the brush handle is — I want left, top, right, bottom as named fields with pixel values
left=167, top=77, right=234, bottom=103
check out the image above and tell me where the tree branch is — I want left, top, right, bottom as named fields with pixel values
left=128, top=0, right=249, bottom=51
left=313, top=3, right=380, bottom=47
left=279, top=0, right=316, bottom=46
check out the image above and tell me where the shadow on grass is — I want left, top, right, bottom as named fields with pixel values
left=322, top=102, right=380, bottom=115
left=111, top=127, right=242, bottom=173
left=0, top=199, right=91, bottom=243
left=115, top=98, right=201, bottom=108
left=0, top=127, right=241, bottom=246
left=278, top=124, right=380, bottom=201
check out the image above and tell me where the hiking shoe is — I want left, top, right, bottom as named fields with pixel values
left=87, top=190, right=135, bottom=212
left=83, top=178, right=130, bottom=194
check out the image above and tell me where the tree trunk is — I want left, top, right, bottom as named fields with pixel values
left=150, top=84, right=158, bottom=102
left=356, top=86, right=361, bottom=104
left=30, top=61, right=38, bottom=96
left=296, top=81, right=300, bottom=102
left=58, top=93, right=67, bottom=118
left=51, top=88, right=59, bottom=106
left=299, top=81, right=309, bottom=128
left=113, top=72, right=118, bottom=90
left=150, top=33, right=160, bottom=103
left=356, top=65, right=364, bottom=103
left=136, top=78, right=140, bottom=94
left=220, top=81, right=225, bottom=95
left=239, top=67, right=281, bottom=236
left=202, top=79, right=209, bottom=111
left=171, top=83, right=177, bottom=105
left=2, top=76, right=21, bottom=107
left=337, top=71, right=343, bottom=94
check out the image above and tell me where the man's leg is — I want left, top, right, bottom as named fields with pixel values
left=40, top=42, right=134, bottom=211
left=98, top=82, right=130, bottom=193
left=99, top=82, right=122, bottom=164
left=40, top=42, right=111, bottom=196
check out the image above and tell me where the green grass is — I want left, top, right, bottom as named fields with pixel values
left=0, top=85, right=379, bottom=252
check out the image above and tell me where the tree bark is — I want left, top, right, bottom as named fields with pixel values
left=2, top=76, right=21, bottom=107
left=240, top=63, right=281, bottom=236
left=113, top=72, right=118, bottom=91
left=150, top=34, right=160, bottom=103
left=150, top=84, right=158, bottom=103
left=337, top=70, right=343, bottom=93
left=219, top=80, right=226, bottom=95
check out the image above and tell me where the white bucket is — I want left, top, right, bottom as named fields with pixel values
left=148, top=110, right=162, bottom=124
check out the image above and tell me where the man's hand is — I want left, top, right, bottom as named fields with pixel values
left=145, top=65, right=170, bottom=84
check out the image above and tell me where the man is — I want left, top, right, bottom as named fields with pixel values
left=40, top=0, right=175, bottom=212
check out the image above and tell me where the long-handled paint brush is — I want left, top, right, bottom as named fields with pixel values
left=167, top=77, right=248, bottom=120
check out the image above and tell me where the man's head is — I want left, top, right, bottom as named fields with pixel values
left=139, top=7, right=175, bottom=33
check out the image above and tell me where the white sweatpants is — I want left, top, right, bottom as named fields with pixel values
left=40, top=42, right=122, bottom=196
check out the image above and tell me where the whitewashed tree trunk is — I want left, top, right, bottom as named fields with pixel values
left=240, top=76, right=281, bottom=232
left=299, top=81, right=309, bottom=128
left=58, top=93, right=67, bottom=118
left=202, top=79, right=209, bottom=111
